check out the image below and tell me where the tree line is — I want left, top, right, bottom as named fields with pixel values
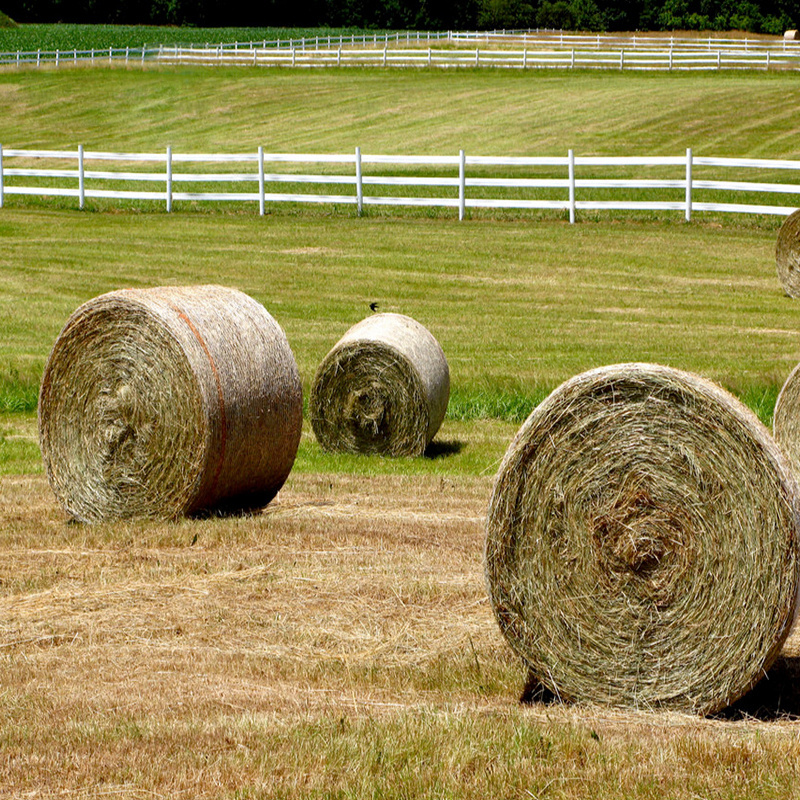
left=2, top=0, right=796, bottom=35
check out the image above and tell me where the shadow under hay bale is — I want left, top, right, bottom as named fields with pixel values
left=485, top=363, right=800, bottom=716
left=38, top=285, right=302, bottom=522
left=310, top=313, right=449, bottom=457
left=776, top=209, right=800, bottom=298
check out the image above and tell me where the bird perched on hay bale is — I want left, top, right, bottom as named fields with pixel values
left=310, top=312, right=449, bottom=457
left=485, top=363, right=800, bottom=715
left=38, top=285, right=302, bottom=521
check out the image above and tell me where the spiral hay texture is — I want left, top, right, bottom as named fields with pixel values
left=485, top=363, right=800, bottom=715
left=310, top=313, right=449, bottom=457
left=39, top=285, right=302, bottom=522
left=776, top=209, right=800, bottom=297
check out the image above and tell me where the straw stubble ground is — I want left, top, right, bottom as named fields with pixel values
left=4, top=471, right=800, bottom=797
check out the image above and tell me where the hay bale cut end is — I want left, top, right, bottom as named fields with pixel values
left=310, top=313, right=449, bottom=457
left=39, top=285, right=302, bottom=522
left=776, top=209, right=800, bottom=297
left=485, top=363, right=800, bottom=715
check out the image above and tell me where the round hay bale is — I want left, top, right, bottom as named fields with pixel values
left=310, top=313, right=449, bottom=457
left=776, top=209, right=800, bottom=297
left=39, top=285, right=302, bottom=522
left=774, top=362, right=800, bottom=477
left=485, top=363, right=800, bottom=715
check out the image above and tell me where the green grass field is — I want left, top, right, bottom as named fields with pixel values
left=3, top=46, right=800, bottom=798
left=1, top=65, right=799, bottom=472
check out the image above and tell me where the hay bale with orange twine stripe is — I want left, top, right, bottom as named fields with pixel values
left=38, top=285, right=302, bottom=521
left=485, top=363, right=800, bottom=715
left=310, top=313, right=449, bottom=457
left=776, top=209, right=800, bottom=297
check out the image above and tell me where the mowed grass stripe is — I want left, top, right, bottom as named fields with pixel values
left=2, top=68, right=800, bottom=158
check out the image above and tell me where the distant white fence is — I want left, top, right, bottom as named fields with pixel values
left=2, top=29, right=800, bottom=72
left=1, top=145, right=799, bottom=222
left=154, top=45, right=800, bottom=71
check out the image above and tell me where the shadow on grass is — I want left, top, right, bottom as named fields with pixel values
left=716, top=656, right=800, bottom=721
left=521, top=659, right=800, bottom=720
left=424, top=439, right=465, bottom=459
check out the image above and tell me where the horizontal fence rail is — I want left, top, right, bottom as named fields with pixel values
left=2, top=29, right=799, bottom=72
left=1, top=146, right=799, bottom=222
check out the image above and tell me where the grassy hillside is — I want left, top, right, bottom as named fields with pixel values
left=1, top=67, right=799, bottom=157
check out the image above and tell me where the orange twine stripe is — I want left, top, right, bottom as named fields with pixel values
left=174, top=308, right=228, bottom=498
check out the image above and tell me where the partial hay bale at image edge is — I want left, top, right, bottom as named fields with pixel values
left=775, top=208, right=800, bottom=297
left=774, top=361, right=800, bottom=479
left=485, top=363, right=800, bottom=715
left=310, top=313, right=449, bottom=457
left=38, top=285, right=303, bottom=522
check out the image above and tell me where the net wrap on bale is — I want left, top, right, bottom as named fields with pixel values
left=39, top=285, right=302, bottom=522
left=310, top=313, right=449, bottom=457
left=776, top=209, right=800, bottom=298
left=485, top=363, right=800, bottom=715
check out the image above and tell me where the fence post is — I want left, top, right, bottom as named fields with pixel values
left=258, top=146, right=265, bottom=216
left=56, top=49, right=59, bottom=67
left=78, top=144, right=85, bottom=210
left=568, top=149, right=576, bottom=224
left=0, top=144, right=4, bottom=209
left=166, top=146, right=173, bottom=212
left=685, top=147, right=693, bottom=222
left=459, top=149, right=466, bottom=221
left=356, top=146, right=363, bottom=217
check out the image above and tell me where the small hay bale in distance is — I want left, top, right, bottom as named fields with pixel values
left=776, top=209, right=800, bottom=297
left=310, top=313, right=449, bottom=457
left=39, top=285, right=302, bottom=521
left=485, top=363, right=800, bottom=715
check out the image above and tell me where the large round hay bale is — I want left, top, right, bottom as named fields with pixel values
left=774, top=362, right=800, bottom=476
left=39, top=285, right=302, bottom=521
left=485, top=363, right=800, bottom=715
left=776, top=209, right=800, bottom=297
left=310, top=313, right=449, bottom=457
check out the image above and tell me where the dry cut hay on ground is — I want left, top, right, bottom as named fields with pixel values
left=38, top=285, right=302, bottom=522
left=310, top=313, right=449, bottom=457
left=776, top=209, right=800, bottom=298
left=485, top=363, right=800, bottom=715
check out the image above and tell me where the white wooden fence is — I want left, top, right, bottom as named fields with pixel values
left=2, top=29, right=800, bottom=72
left=153, top=45, right=800, bottom=70
left=1, top=146, right=799, bottom=222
